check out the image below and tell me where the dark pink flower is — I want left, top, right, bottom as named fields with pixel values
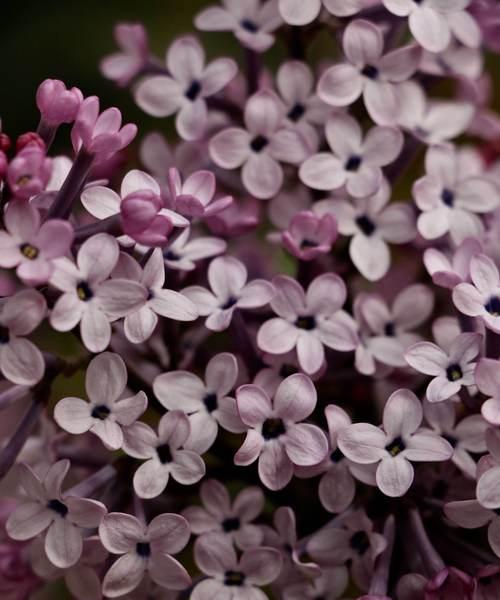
left=6, top=144, right=52, bottom=200
left=36, top=79, right=83, bottom=126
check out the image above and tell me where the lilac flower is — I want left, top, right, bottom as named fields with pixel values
left=279, top=0, right=363, bottom=24
left=49, top=233, right=147, bottom=352
left=257, top=274, right=358, bottom=375
left=282, top=211, right=337, bottom=262
left=71, top=96, right=137, bottom=161
left=162, top=226, right=226, bottom=271
left=453, top=253, right=500, bottom=333
left=0, top=201, right=73, bottom=285
left=234, top=374, right=328, bottom=490
left=283, top=567, right=349, bottom=600
left=338, top=389, right=453, bottom=497
left=36, top=79, right=83, bottom=126
left=112, top=250, right=198, bottom=344
left=195, top=0, right=283, bottom=53
left=6, top=460, right=106, bottom=568
left=315, top=178, right=416, bottom=281
left=405, top=332, right=482, bottom=403
left=192, top=532, right=282, bottom=599
left=135, top=36, right=237, bottom=140
left=182, top=255, right=274, bottom=332
left=318, top=20, right=421, bottom=125
left=413, top=144, right=499, bottom=244
left=122, top=410, right=205, bottom=499
left=206, top=196, right=260, bottom=237
left=475, top=358, right=500, bottom=425
left=0, top=289, right=46, bottom=385
left=6, top=143, right=52, bottom=200
left=299, top=113, right=403, bottom=198
left=100, top=23, right=149, bottom=87
left=167, top=167, right=232, bottom=218
left=210, top=89, right=312, bottom=199
left=182, top=479, right=264, bottom=549
left=54, top=352, right=147, bottom=450
left=424, top=237, right=482, bottom=289
left=473, top=468, right=500, bottom=548
left=382, top=0, right=480, bottom=52
left=99, top=512, right=191, bottom=597
left=423, top=399, right=487, bottom=478
left=153, top=352, right=244, bottom=454
left=306, top=510, right=386, bottom=590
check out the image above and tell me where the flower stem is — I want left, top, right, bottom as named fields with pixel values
left=409, top=508, right=445, bottom=576
left=0, top=385, right=30, bottom=412
left=370, top=515, right=395, bottom=596
left=73, top=214, right=122, bottom=243
left=229, top=309, right=263, bottom=377
left=66, top=464, right=117, bottom=497
left=36, top=118, right=57, bottom=151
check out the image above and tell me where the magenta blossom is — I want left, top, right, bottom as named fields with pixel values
left=282, top=211, right=337, bottom=262
left=234, top=373, right=328, bottom=490
left=6, top=143, right=52, bottom=200
left=167, top=167, right=232, bottom=218
left=36, top=79, right=83, bottom=126
left=100, top=23, right=149, bottom=87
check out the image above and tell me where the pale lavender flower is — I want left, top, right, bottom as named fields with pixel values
left=475, top=358, right=500, bottom=425
left=283, top=566, right=349, bottom=600
left=153, top=352, right=244, bottom=454
left=167, top=167, right=232, bottom=218
left=182, top=479, right=264, bottom=549
left=99, top=512, right=191, bottom=597
left=282, top=211, right=337, bottom=262
left=100, top=23, right=149, bottom=87
left=162, top=227, right=226, bottom=271
left=279, top=0, right=363, bottom=24
left=6, top=460, right=106, bottom=568
left=182, top=255, right=274, bottom=332
left=135, top=36, right=237, bottom=140
left=424, top=237, right=482, bottom=289
left=234, top=374, right=328, bottom=490
left=53, top=352, right=148, bottom=450
left=338, top=389, right=453, bottom=497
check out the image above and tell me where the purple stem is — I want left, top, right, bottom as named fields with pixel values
left=409, top=508, right=445, bottom=576
left=0, top=385, right=30, bottom=411
left=36, top=118, right=57, bottom=151
left=73, top=214, right=122, bottom=244
left=66, top=464, right=117, bottom=497
left=370, top=515, right=396, bottom=596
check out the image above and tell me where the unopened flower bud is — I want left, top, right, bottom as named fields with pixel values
left=36, top=79, right=83, bottom=126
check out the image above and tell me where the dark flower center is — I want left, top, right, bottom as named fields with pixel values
left=203, top=392, right=218, bottom=413
left=287, top=103, right=305, bottom=122
left=163, top=249, right=179, bottom=261
left=157, top=444, right=173, bottom=464
left=345, top=155, right=362, bottom=172
left=384, top=322, right=395, bottom=337
left=16, top=175, right=31, bottom=186
left=224, top=570, right=246, bottom=586
left=361, top=64, right=379, bottom=79
left=433, top=479, right=448, bottom=499
left=240, top=19, right=258, bottom=33
left=250, top=135, right=269, bottom=153
left=485, top=296, right=500, bottom=317
left=385, top=436, right=405, bottom=457
left=446, top=363, right=463, bottom=382
left=20, top=243, right=39, bottom=260
left=221, top=296, right=238, bottom=310
left=91, top=404, right=111, bottom=420
left=350, top=530, right=370, bottom=555
left=295, top=315, right=316, bottom=330
left=301, top=239, right=317, bottom=248
left=0, top=326, right=10, bottom=345
left=330, top=447, right=344, bottom=463
left=262, top=417, right=286, bottom=440
left=76, top=281, right=94, bottom=301
left=47, top=499, right=68, bottom=518
left=136, top=542, right=151, bottom=558
left=279, top=364, right=297, bottom=378
left=443, top=434, right=457, bottom=448
left=222, top=517, right=241, bottom=532
left=356, top=215, right=376, bottom=236
left=185, top=80, right=202, bottom=101
left=441, top=188, right=455, bottom=207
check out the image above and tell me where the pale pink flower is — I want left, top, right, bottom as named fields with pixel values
left=338, top=389, right=453, bottom=497
left=453, top=253, right=500, bottom=333
left=299, top=113, right=403, bottom=198
left=122, top=410, right=205, bottom=499
left=49, top=233, right=147, bottom=352
left=475, top=358, right=500, bottom=425
left=54, top=352, right=147, bottom=450
left=354, top=284, right=434, bottom=369
left=167, top=168, right=232, bottom=218
left=458, top=73, right=500, bottom=142
left=405, top=332, right=482, bottom=403
left=99, top=512, right=191, bottom=597
left=182, top=479, right=264, bottom=549
left=206, top=196, right=260, bottom=237
left=315, top=178, right=416, bottom=281
left=318, top=20, right=421, bottom=125
left=420, top=42, right=483, bottom=79
left=153, top=352, right=244, bottom=454
left=6, top=460, right=106, bottom=568
left=100, top=23, right=149, bottom=87
left=162, top=226, right=226, bottom=271
left=413, top=144, right=498, bottom=244
left=112, top=250, right=198, bottom=344
left=0, top=201, right=73, bottom=285
left=36, top=79, right=83, bottom=126
left=71, top=96, right=137, bottom=161
left=234, top=374, right=328, bottom=490
left=282, top=211, right=337, bottom=262
left=306, top=510, right=386, bottom=590
left=195, top=0, right=283, bottom=53
left=182, top=255, right=274, bottom=332
left=257, top=274, right=358, bottom=375
left=0, top=289, right=46, bottom=385
left=382, top=0, right=480, bottom=52
left=424, top=237, right=482, bottom=289
left=6, top=144, right=52, bottom=200
left=283, top=566, right=349, bottom=600
left=279, top=0, right=362, bottom=24
left=135, top=36, right=237, bottom=141
left=192, top=532, right=282, bottom=599
left=210, top=89, right=312, bottom=199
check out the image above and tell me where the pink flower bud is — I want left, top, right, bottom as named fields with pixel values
left=0, top=151, right=7, bottom=180
left=6, top=144, right=52, bottom=200
left=36, top=79, right=83, bottom=126
left=16, top=132, right=45, bottom=152
left=121, top=189, right=173, bottom=246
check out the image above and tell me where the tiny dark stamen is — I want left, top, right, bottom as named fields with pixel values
left=224, top=570, right=246, bottom=586
left=185, top=80, right=202, bottom=101
left=361, top=64, right=379, bottom=79
left=0, top=326, right=10, bottom=345
left=76, top=281, right=94, bottom=301
left=240, top=19, right=258, bottom=33
left=443, top=434, right=457, bottom=448
left=385, top=436, right=405, bottom=457
left=47, top=499, right=68, bottom=518
left=345, top=155, right=362, bottom=172
left=330, top=447, right=344, bottom=463
left=163, top=249, right=179, bottom=261
left=20, top=243, right=39, bottom=260
left=441, top=188, right=455, bottom=207
left=91, top=404, right=111, bottom=420
left=222, top=517, right=241, bottom=532
left=157, top=444, right=173, bottom=464
left=287, top=103, right=305, bottom=122
left=356, top=215, right=376, bottom=236
left=203, top=392, right=218, bottom=413
left=221, top=296, right=238, bottom=310
left=350, top=530, right=370, bottom=555
left=146, top=288, right=154, bottom=301
left=446, top=363, right=463, bottom=382
left=485, top=296, right=500, bottom=317
left=250, top=135, right=269, bottom=152
left=301, top=239, right=317, bottom=248
left=136, top=542, right=151, bottom=558
left=262, top=418, right=286, bottom=440
left=295, top=315, right=316, bottom=330
left=384, top=322, right=395, bottom=337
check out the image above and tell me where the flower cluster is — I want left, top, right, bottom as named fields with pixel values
left=0, top=1, right=500, bottom=598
